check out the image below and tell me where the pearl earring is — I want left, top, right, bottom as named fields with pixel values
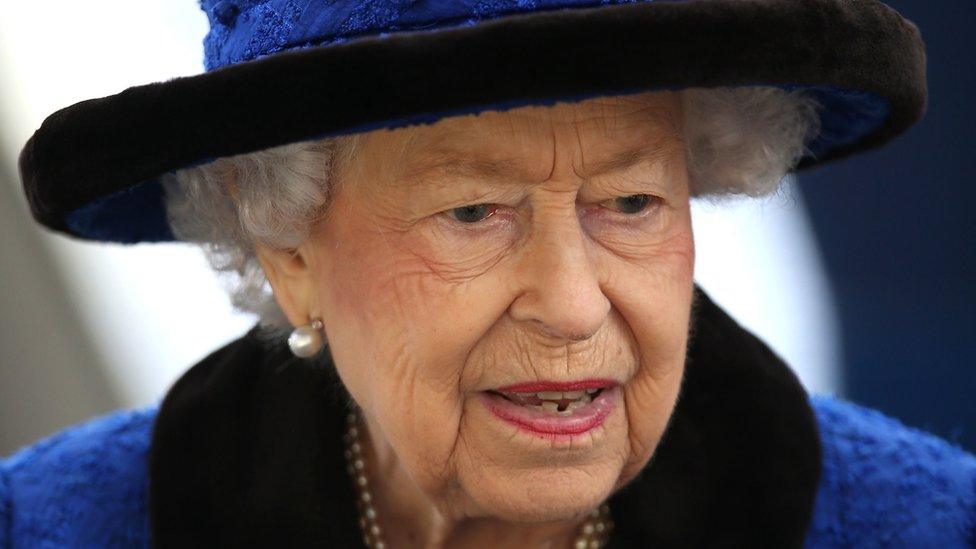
left=288, top=319, right=324, bottom=358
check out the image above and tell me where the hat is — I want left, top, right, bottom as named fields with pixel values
left=19, top=0, right=925, bottom=244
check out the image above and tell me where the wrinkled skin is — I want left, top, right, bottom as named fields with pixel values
left=258, top=92, right=695, bottom=548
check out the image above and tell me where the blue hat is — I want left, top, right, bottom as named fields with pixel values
left=19, top=0, right=925, bottom=244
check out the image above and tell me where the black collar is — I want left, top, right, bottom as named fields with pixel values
left=149, top=288, right=821, bottom=547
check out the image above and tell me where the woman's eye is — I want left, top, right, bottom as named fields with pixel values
left=449, top=203, right=497, bottom=223
left=603, top=194, right=656, bottom=214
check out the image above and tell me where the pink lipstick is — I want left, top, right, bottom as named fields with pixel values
left=481, top=379, right=618, bottom=439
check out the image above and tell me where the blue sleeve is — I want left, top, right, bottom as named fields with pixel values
left=0, top=407, right=156, bottom=548
left=806, top=395, right=976, bottom=548
left=1, top=458, right=9, bottom=549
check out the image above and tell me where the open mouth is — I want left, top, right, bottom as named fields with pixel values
left=480, top=380, right=618, bottom=438
left=490, top=388, right=606, bottom=415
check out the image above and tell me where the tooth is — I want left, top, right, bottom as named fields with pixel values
left=537, top=391, right=563, bottom=400
left=562, top=390, right=585, bottom=399
left=541, top=402, right=559, bottom=413
left=586, top=388, right=599, bottom=395
left=557, top=408, right=573, bottom=416
left=567, top=400, right=587, bottom=411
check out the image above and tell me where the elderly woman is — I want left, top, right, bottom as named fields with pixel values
left=3, top=1, right=974, bottom=547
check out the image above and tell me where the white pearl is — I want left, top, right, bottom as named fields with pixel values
left=575, top=539, right=589, bottom=549
left=288, top=324, right=322, bottom=357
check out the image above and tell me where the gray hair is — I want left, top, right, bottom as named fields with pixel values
left=162, top=86, right=820, bottom=328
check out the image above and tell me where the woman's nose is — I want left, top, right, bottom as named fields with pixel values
left=508, top=207, right=611, bottom=343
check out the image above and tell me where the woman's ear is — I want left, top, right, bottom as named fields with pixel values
left=255, top=243, right=318, bottom=328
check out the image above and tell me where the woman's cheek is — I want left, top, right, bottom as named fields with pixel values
left=407, top=213, right=521, bottom=282
left=599, top=219, right=694, bottom=486
left=644, top=228, right=695, bottom=285
left=616, top=302, right=689, bottom=485
left=340, top=220, right=518, bottom=389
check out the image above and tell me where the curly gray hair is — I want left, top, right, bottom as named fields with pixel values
left=162, top=87, right=820, bottom=329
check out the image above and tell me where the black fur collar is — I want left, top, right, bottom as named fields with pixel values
left=149, top=289, right=821, bottom=547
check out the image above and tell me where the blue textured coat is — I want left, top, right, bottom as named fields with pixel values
left=2, top=397, right=974, bottom=547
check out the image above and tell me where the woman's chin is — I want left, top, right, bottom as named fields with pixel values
left=474, top=490, right=603, bottom=524
left=466, top=473, right=615, bottom=524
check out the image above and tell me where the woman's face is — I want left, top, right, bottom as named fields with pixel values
left=270, top=92, right=695, bottom=523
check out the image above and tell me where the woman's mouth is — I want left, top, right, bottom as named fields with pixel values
left=480, top=380, right=618, bottom=439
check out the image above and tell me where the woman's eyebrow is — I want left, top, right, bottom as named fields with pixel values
left=579, top=141, right=672, bottom=178
left=398, top=151, right=531, bottom=187
left=398, top=140, right=673, bottom=187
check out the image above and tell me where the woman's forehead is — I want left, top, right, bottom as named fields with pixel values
left=404, top=91, right=677, bottom=143
left=357, top=91, right=682, bottom=184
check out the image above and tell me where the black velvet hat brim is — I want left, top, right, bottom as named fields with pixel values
left=19, top=0, right=926, bottom=243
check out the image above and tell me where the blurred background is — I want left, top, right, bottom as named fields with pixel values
left=0, top=1, right=971, bottom=455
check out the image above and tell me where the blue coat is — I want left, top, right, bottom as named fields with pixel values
left=2, top=293, right=973, bottom=547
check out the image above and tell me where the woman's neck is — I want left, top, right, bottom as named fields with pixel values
left=359, top=414, right=585, bottom=549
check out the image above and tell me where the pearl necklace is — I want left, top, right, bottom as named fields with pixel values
left=343, top=409, right=614, bottom=549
